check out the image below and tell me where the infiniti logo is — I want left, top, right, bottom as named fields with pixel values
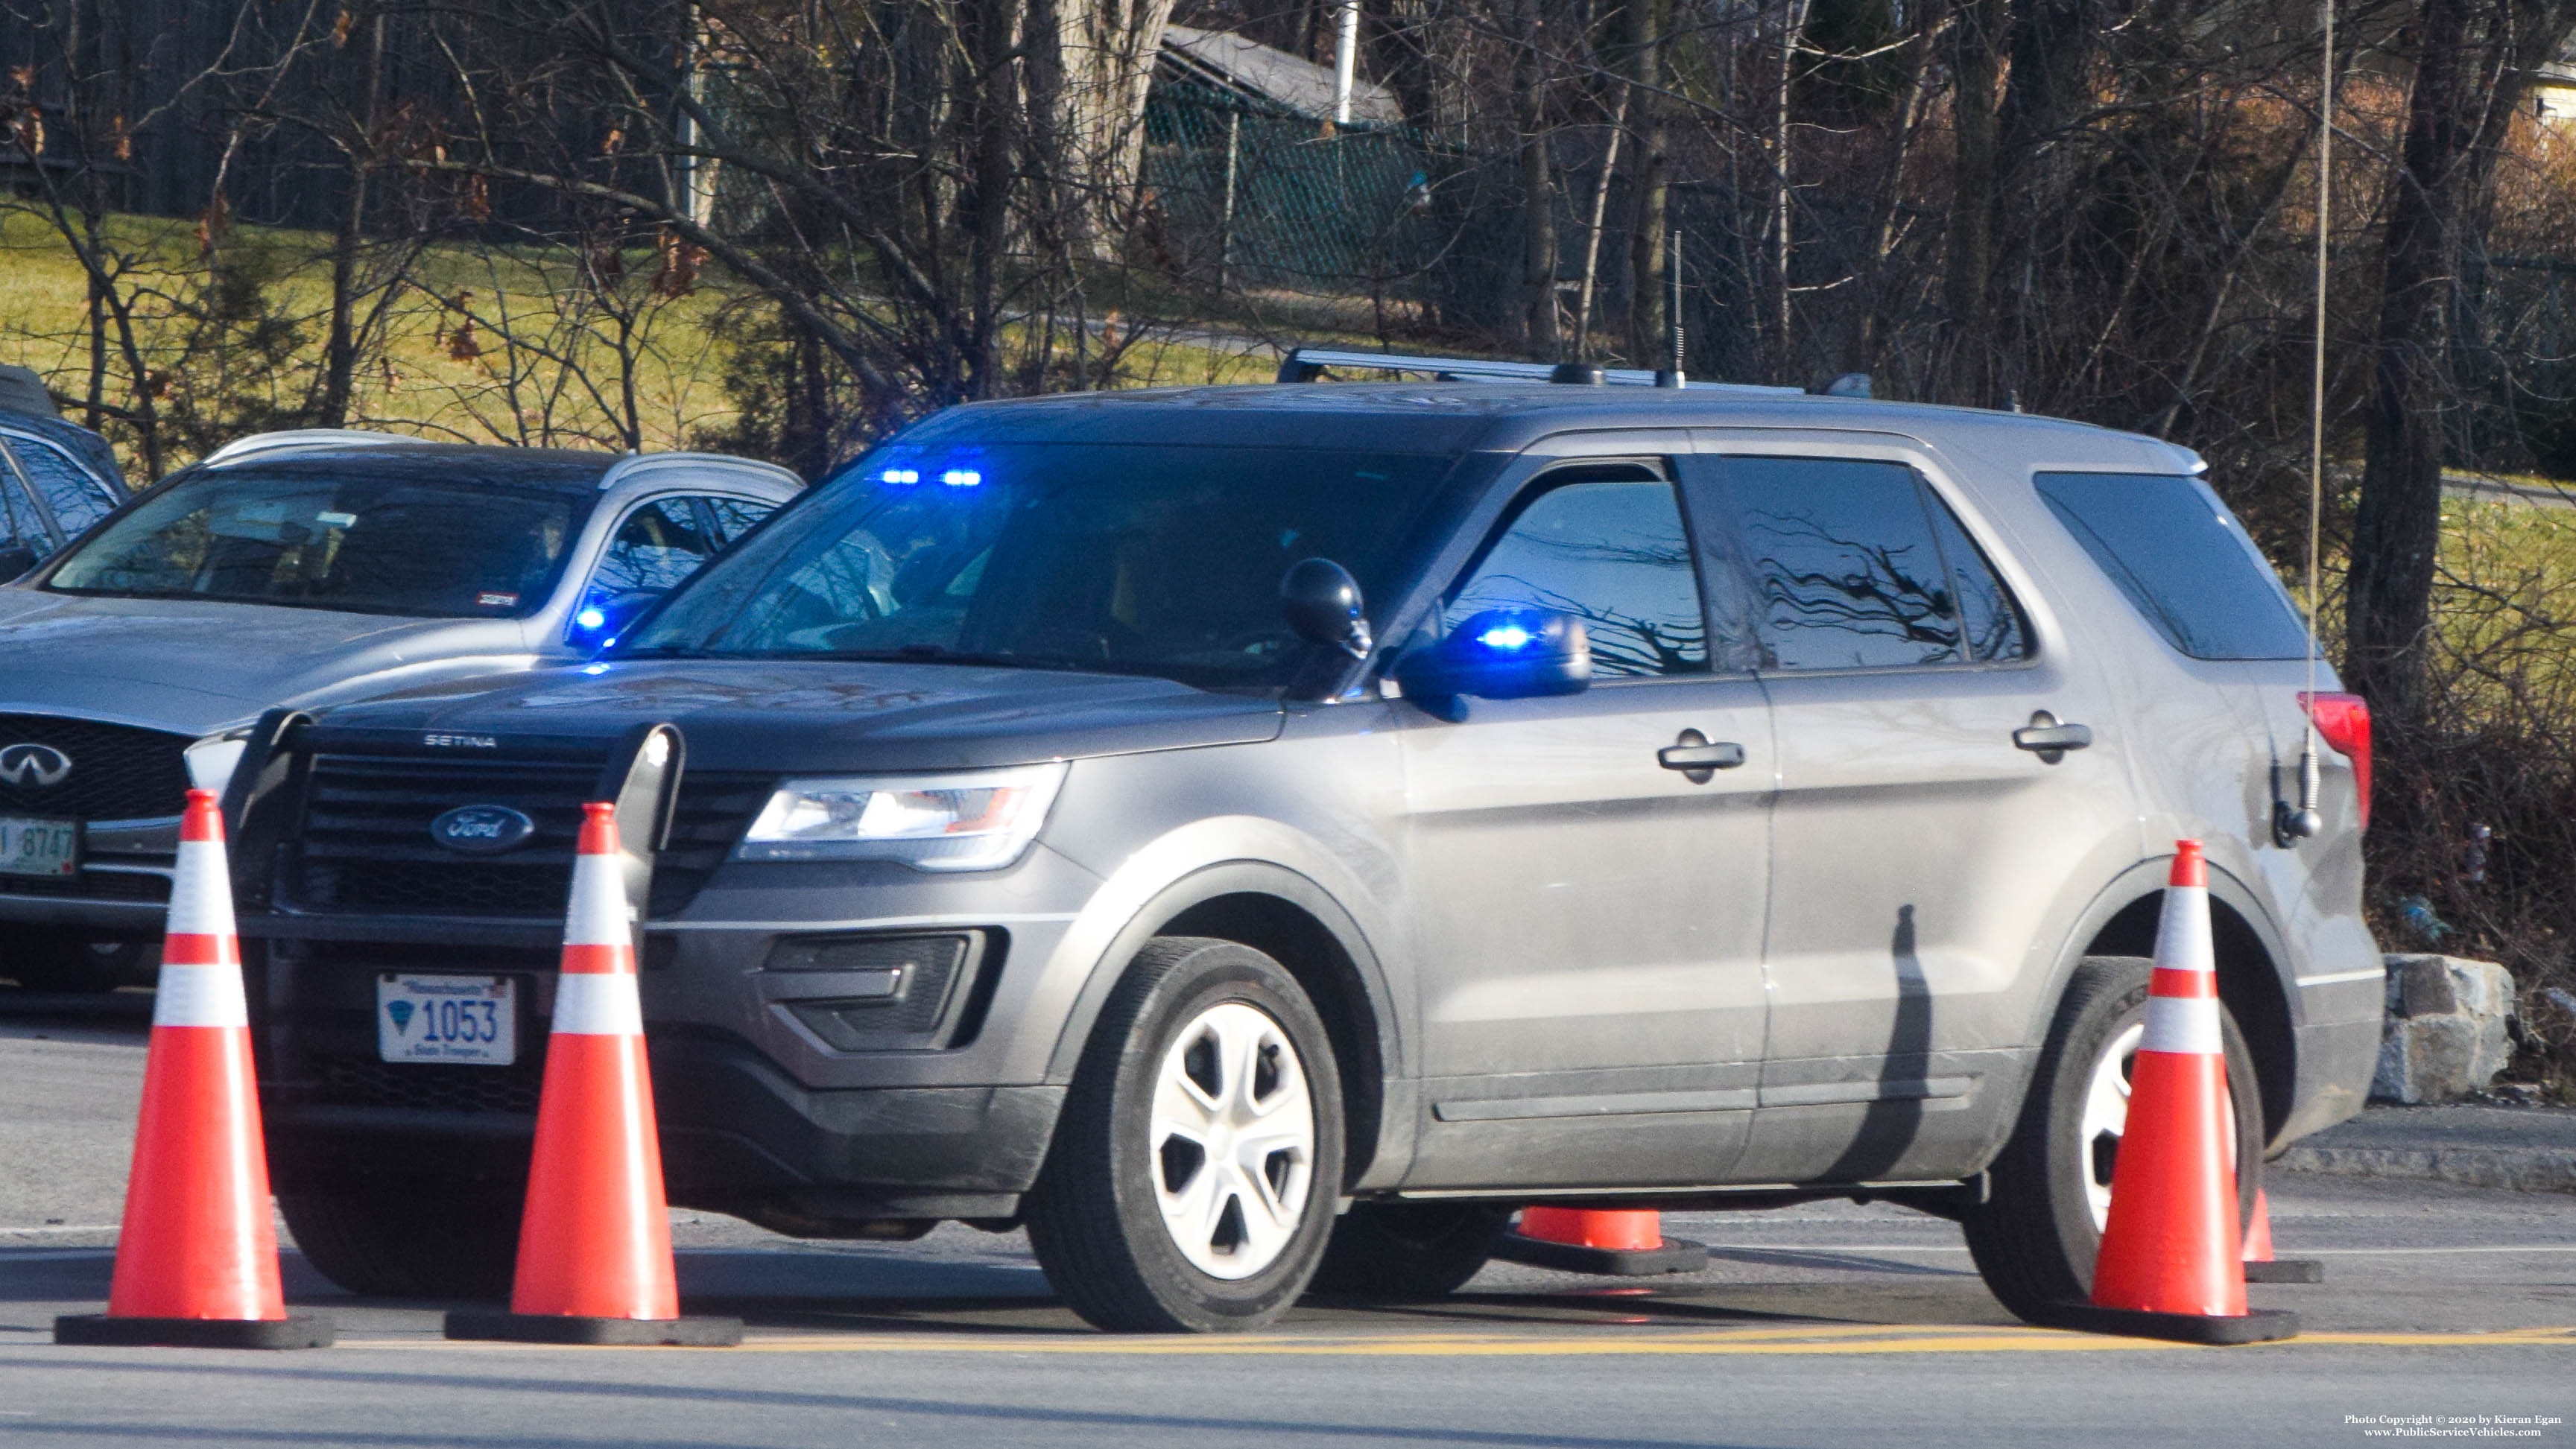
left=428, top=805, right=538, bottom=855
left=0, top=743, right=72, bottom=788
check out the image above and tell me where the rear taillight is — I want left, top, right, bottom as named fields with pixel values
left=2299, top=691, right=2371, bottom=830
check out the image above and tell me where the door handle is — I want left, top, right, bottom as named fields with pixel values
left=1659, top=729, right=1747, bottom=783
left=2013, top=710, right=2092, bottom=763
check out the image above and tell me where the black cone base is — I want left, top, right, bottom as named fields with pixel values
left=1492, top=1231, right=1709, bottom=1277
left=55, top=1313, right=335, bottom=1349
left=2243, top=1258, right=2325, bottom=1284
left=443, top=1310, right=743, bottom=1346
left=2034, top=1301, right=2299, bottom=1345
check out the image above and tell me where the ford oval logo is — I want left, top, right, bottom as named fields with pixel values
left=429, top=805, right=537, bottom=855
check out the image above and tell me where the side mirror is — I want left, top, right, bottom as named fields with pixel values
left=1394, top=609, right=1592, bottom=706
left=569, top=589, right=663, bottom=647
left=1279, top=557, right=1373, bottom=660
left=0, top=543, right=39, bottom=583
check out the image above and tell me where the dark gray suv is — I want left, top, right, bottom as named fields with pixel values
left=228, top=368, right=2383, bottom=1332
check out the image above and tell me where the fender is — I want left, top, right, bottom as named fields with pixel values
left=2018, top=852, right=2300, bottom=1143
left=1025, top=816, right=1415, bottom=1190
left=2028, top=856, right=2296, bottom=1045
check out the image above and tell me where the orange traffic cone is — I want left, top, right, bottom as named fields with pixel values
left=444, top=802, right=740, bottom=1347
left=2045, top=840, right=2297, bottom=1344
left=1495, top=1207, right=1707, bottom=1276
left=56, top=790, right=332, bottom=1348
left=2241, top=1188, right=2323, bottom=1284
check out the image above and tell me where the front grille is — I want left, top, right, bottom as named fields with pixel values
left=0, top=714, right=192, bottom=821
left=285, top=753, right=768, bottom=920
left=308, top=1050, right=544, bottom=1115
left=0, top=868, right=171, bottom=903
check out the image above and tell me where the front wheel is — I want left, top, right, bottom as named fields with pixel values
left=1025, top=936, right=1345, bottom=1332
left=1962, top=955, right=2263, bottom=1322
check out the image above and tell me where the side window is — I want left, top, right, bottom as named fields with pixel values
left=575, top=497, right=721, bottom=634
left=703, top=496, right=779, bottom=544
left=1724, top=456, right=1975, bottom=670
left=2035, top=472, right=2310, bottom=660
left=1448, top=469, right=1708, bottom=678
left=1922, top=486, right=2030, bottom=662
left=0, top=441, right=52, bottom=560
left=5, top=434, right=116, bottom=538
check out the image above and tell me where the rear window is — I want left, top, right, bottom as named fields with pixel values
left=2034, top=472, right=2311, bottom=661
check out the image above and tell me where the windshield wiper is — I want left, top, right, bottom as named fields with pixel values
left=804, top=645, right=1095, bottom=670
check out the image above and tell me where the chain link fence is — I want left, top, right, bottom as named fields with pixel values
left=1139, top=82, right=1442, bottom=297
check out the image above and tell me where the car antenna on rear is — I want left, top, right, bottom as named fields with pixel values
left=1656, top=227, right=1686, bottom=390
left=2280, top=0, right=2336, bottom=846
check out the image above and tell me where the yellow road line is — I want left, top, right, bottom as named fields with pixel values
left=345, top=1325, right=2576, bottom=1357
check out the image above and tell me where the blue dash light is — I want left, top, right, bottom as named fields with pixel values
left=940, top=469, right=983, bottom=487
left=881, top=468, right=921, bottom=485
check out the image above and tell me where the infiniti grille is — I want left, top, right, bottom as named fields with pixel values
left=0, top=714, right=192, bottom=821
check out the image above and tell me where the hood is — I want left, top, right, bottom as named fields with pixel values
left=0, top=588, right=538, bottom=737
left=311, top=659, right=1287, bottom=772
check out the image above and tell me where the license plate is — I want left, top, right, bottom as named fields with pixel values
left=376, top=974, right=517, bottom=1065
left=0, top=816, right=78, bottom=878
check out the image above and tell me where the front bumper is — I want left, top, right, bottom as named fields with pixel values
left=0, top=817, right=178, bottom=936
left=267, top=1049, right=1066, bottom=1223
left=253, top=851, right=1100, bottom=1226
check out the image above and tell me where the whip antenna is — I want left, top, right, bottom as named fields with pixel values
left=2282, top=0, right=2335, bottom=845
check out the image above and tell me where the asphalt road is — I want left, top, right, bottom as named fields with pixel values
left=2, top=989, right=2572, bottom=1448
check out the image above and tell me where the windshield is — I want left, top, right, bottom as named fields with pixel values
left=45, top=466, right=594, bottom=618
left=620, top=442, right=1455, bottom=688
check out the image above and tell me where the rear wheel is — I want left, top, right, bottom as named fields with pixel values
left=1308, top=1201, right=1512, bottom=1299
left=1025, top=936, right=1344, bottom=1332
left=278, top=1180, right=522, bottom=1299
left=1962, top=955, right=2263, bottom=1322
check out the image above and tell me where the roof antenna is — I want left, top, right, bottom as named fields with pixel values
left=1656, top=228, right=1686, bottom=389
left=2279, top=0, right=2335, bottom=847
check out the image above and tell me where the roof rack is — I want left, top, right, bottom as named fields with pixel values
left=202, top=429, right=436, bottom=466
left=595, top=451, right=806, bottom=492
left=1273, top=347, right=1803, bottom=395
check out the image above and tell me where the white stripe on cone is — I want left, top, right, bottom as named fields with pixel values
left=552, top=974, right=645, bottom=1037
left=2139, top=881, right=2223, bottom=1056
left=563, top=851, right=632, bottom=948
left=165, top=838, right=237, bottom=939
left=2139, top=995, right=2222, bottom=1055
left=152, top=963, right=250, bottom=1029
left=2151, top=883, right=2214, bottom=975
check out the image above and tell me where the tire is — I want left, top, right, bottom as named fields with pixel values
left=1308, top=1201, right=1512, bottom=1299
left=278, top=1181, right=523, bottom=1299
left=1025, top=936, right=1346, bottom=1333
left=0, top=930, right=130, bottom=993
left=1962, top=954, right=2265, bottom=1323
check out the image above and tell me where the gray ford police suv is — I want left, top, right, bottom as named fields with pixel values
left=225, top=358, right=2383, bottom=1332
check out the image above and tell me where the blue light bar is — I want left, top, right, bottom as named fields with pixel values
left=941, top=469, right=982, bottom=487
left=881, top=468, right=921, bottom=485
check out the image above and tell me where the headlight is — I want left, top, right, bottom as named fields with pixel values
left=183, top=731, right=253, bottom=796
left=735, top=763, right=1066, bottom=871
